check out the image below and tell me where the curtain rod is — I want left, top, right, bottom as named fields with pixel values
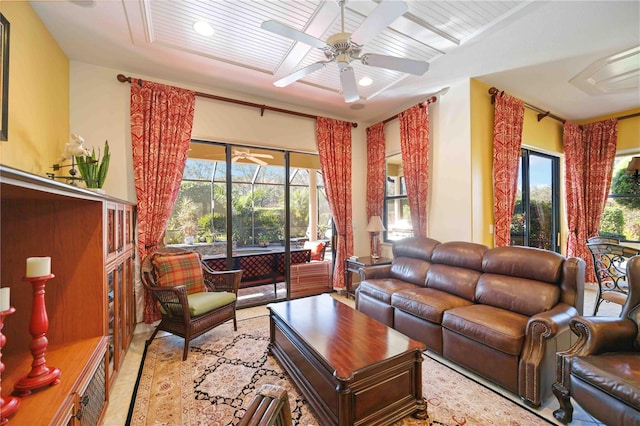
left=116, top=74, right=358, bottom=128
left=380, top=96, right=438, bottom=125
left=488, top=87, right=640, bottom=124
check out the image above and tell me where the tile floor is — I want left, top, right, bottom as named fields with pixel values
left=101, top=284, right=622, bottom=426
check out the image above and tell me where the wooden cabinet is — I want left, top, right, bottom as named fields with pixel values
left=0, top=166, right=135, bottom=425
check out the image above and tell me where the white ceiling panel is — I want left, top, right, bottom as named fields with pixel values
left=30, top=0, right=640, bottom=123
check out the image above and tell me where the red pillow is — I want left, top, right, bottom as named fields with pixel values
left=304, top=241, right=324, bottom=261
left=152, top=251, right=206, bottom=295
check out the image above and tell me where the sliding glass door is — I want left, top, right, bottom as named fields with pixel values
left=510, top=149, right=560, bottom=252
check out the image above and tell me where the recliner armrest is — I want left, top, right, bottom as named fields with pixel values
left=567, top=316, right=637, bottom=356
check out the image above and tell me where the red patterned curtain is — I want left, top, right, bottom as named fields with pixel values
left=492, top=93, right=525, bottom=247
left=366, top=122, right=386, bottom=254
left=565, top=119, right=618, bottom=282
left=399, top=104, right=430, bottom=237
left=130, top=79, right=196, bottom=323
left=317, top=117, right=353, bottom=289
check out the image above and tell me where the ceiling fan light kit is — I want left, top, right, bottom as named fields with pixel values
left=261, top=0, right=429, bottom=103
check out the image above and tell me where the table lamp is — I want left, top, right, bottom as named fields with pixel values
left=366, top=216, right=386, bottom=260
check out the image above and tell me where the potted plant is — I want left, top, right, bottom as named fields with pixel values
left=75, top=140, right=110, bottom=190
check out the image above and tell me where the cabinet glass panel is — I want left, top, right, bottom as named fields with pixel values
left=107, top=207, right=116, bottom=255
left=107, top=268, right=115, bottom=378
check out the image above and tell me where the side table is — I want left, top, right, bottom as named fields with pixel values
left=344, top=256, right=392, bottom=299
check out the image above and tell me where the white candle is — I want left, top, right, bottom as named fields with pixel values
left=26, top=257, right=51, bottom=278
left=0, top=287, right=9, bottom=311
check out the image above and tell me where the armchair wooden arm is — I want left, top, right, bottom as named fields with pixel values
left=202, top=263, right=242, bottom=294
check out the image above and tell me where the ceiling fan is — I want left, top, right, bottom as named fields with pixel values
left=261, top=0, right=429, bottom=103
left=231, top=149, right=274, bottom=166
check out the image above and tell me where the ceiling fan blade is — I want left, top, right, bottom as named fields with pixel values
left=274, top=62, right=327, bottom=87
left=350, top=0, right=409, bottom=46
left=261, top=20, right=328, bottom=49
left=231, top=156, right=239, bottom=163
left=361, top=53, right=429, bottom=75
left=339, top=65, right=359, bottom=103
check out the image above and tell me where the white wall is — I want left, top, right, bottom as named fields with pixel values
left=429, top=80, right=473, bottom=242
left=378, top=79, right=473, bottom=258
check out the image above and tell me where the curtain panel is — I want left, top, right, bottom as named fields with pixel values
left=130, top=79, right=196, bottom=323
left=564, top=119, right=618, bottom=282
left=492, top=93, right=525, bottom=247
left=316, top=117, right=353, bottom=289
left=399, top=104, right=430, bottom=237
left=366, top=122, right=386, bottom=254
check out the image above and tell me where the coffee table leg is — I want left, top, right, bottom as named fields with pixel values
left=414, top=351, right=428, bottom=420
left=414, top=398, right=428, bottom=420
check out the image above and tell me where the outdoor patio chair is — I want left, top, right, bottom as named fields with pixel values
left=587, top=242, right=639, bottom=315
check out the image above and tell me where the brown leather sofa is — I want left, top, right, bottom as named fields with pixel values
left=553, top=254, right=640, bottom=425
left=355, top=236, right=585, bottom=407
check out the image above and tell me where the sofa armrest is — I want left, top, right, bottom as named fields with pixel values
left=518, top=303, right=579, bottom=406
left=360, top=264, right=392, bottom=280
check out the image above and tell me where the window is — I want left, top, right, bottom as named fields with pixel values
left=166, top=142, right=331, bottom=250
left=599, top=155, right=640, bottom=242
left=384, top=153, right=413, bottom=241
left=510, top=149, right=560, bottom=252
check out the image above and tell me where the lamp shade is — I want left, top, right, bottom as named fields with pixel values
left=366, top=215, right=386, bottom=232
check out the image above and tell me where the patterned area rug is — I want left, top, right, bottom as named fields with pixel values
left=127, top=315, right=554, bottom=425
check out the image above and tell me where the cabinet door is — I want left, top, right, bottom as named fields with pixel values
left=106, top=263, right=118, bottom=385
left=121, top=253, right=136, bottom=350
left=124, top=204, right=135, bottom=252
left=106, top=202, right=118, bottom=262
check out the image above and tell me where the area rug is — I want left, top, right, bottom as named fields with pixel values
left=127, top=315, right=555, bottom=426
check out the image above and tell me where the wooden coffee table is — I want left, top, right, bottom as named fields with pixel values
left=267, top=294, right=427, bottom=425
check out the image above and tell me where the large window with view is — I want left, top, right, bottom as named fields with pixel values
left=599, top=155, right=640, bottom=242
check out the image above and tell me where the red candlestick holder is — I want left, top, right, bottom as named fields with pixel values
left=1, top=307, right=20, bottom=425
left=14, top=275, right=60, bottom=397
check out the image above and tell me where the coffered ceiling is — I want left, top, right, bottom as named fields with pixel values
left=28, top=0, right=640, bottom=124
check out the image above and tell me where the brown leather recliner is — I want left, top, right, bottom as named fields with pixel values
left=553, top=255, right=640, bottom=425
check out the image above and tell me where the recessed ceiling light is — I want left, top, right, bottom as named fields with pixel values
left=359, top=77, right=373, bottom=87
left=193, top=21, right=214, bottom=37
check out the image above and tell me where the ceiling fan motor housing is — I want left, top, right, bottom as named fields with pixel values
left=324, top=33, right=362, bottom=60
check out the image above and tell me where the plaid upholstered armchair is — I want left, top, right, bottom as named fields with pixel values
left=141, top=247, right=242, bottom=360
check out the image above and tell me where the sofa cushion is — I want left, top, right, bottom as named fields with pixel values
left=160, top=291, right=236, bottom=317
left=476, top=274, right=560, bottom=316
left=483, top=246, right=563, bottom=283
left=572, top=353, right=640, bottom=408
left=392, top=287, right=474, bottom=324
left=431, top=241, right=487, bottom=271
left=389, top=257, right=431, bottom=286
left=357, top=279, right=418, bottom=304
left=392, top=236, right=439, bottom=261
left=152, top=251, right=206, bottom=295
left=426, top=264, right=481, bottom=301
left=442, top=304, right=528, bottom=356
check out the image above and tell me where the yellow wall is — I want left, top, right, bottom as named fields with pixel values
left=470, top=79, right=564, bottom=248
left=579, top=107, right=640, bottom=153
left=0, top=2, right=69, bottom=174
